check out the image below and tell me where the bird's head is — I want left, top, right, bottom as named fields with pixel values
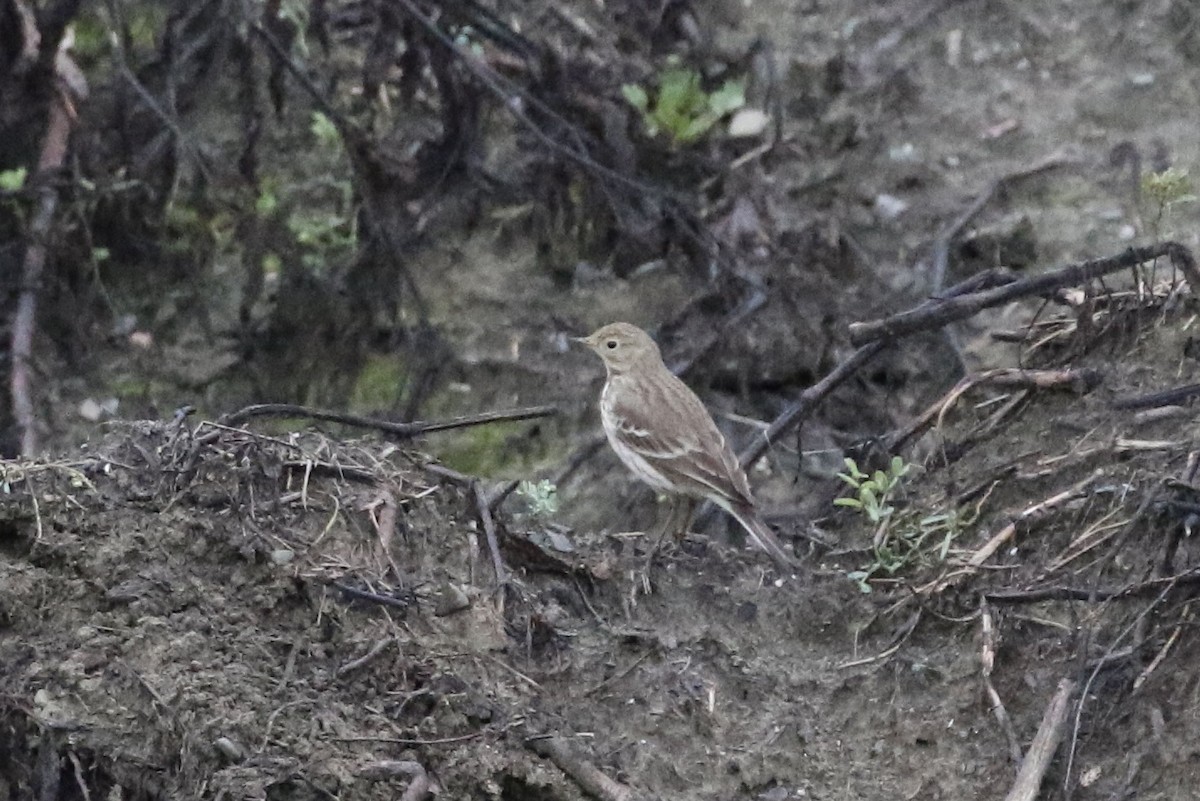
left=575, top=322, right=662, bottom=374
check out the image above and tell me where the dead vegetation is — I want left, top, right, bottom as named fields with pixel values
left=4, top=0, right=1200, bottom=798
left=3, top=243, right=1200, bottom=799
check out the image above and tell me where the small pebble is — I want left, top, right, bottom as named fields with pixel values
left=214, top=736, right=245, bottom=762
left=874, top=193, right=909, bottom=220
left=728, top=108, right=770, bottom=138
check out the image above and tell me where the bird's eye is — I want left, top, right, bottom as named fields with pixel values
left=606, top=340, right=617, bottom=349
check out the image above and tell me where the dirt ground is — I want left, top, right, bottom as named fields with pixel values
left=5, top=0, right=1200, bottom=799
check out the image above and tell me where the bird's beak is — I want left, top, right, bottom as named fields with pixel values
left=570, top=335, right=592, bottom=348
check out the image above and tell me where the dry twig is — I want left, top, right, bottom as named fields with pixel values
left=919, top=476, right=1098, bottom=595
left=980, top=598, right=1023, bottom=766
left=11, top=37, right=88, bottom=456
left=849, top=242, right=1199, bottom=346
left=218, top=402, right=557, bottom=436
left=525, top=735, right=637, bottom=801
left=888, top=367, right=1101, bottom=453
left=473, top=481, right=509, bottom=584
left=739, top=267, right=1019, bottom=473
left=1002, top=678, right=1076, bottom=801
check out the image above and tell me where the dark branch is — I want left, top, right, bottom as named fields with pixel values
left=849, top=242, right=1200, bottom=347
left=217, top=403, right=557, bottom=436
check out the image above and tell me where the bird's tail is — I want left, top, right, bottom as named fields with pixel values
left=727, top=503, right=796, bottom=571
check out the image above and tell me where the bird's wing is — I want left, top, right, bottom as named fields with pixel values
left=608, top=373, right=754, bottom=506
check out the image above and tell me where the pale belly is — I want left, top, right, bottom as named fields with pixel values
left=600, top=387, right=680, bottom=495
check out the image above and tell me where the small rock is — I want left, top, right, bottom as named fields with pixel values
left=434, top=583, right=471, bottom=617
left=945, top=29, right=963, bottom=67
left=79, top=398, right=120, bottom=422
left=887, top=142, right=918, bottom=162
left=546, top=529, right=575, bottom=553
left=728, top=108, right=770, bottom=138
left=129, top=330, right=154, bottom=349
left=270, top=549, right=295, bottom=566
left=874, top=193, right=909, bottom=220
left=1119, top=224, right=1137, bottom=240
left=214, top=736, right=245, bottom=762
left=78, top=399, right=103, bottom=422
left=1129, top=71, right=1156, bottom=87
left=111, top=314, right=138, bottom=337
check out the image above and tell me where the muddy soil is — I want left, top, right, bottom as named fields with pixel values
left=5, top=0, right=1200, bottom=799
left=5, top=292, right=1200, bottom=800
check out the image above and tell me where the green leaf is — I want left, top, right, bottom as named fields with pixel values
left=836, top=472, right=859, bottom=488
left=657, top=68, right=701, bottom=119
left=678, top=114, right=717, bottom=143
left=310, top=111, right=340, bottom=148
left=834, top=497, right=862, bottom=508
left=255, top=190, right=278, bottom=216
left=707, top=78, right=746, bottom=116
left=0, top=167, right=27, bottom=192
left=621, top=83, right=649, bottom=112
left=890, top=455, right=907, bottom=476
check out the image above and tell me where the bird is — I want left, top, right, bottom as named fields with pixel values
left=576, top=322, right=795, bottom=570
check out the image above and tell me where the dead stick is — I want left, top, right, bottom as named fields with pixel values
left=1111, top=382, right=1200, bottom=410
left=336, top=637, right=396, bottom=677
left=980, top=598, right=1023, bottom=766
left=11, top=54, right=83, bottom=456
left=525, top=736, right=636, bottom=801
left=1002, top=678, right=1076, bottom=801
left=985, top=568, right=1200, bottom=604
left=473, top=481, right=509, bottom=584
left=218, top=403, right=557, bottom=435
left=930, top=152, right=1075, bottom=294
left=739, top=267, right=1018, bottom=473
left=850, top=242, right=1199, bottom=346
left=920, top=476, right=1097, bottom=595
left=888, top=367, right=1100, bottom=452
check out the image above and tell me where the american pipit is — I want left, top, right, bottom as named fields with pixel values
left=577, top=322, right=795, bottom=570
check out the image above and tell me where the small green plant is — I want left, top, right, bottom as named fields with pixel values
left=515, top=479, right=559, bottom=519
left=1142, top=167, right=1196, bottom=237
left=834, top=456, right=910, bottom=524
left=845, top=508, right=965, bottom=593
left=621, top=62, right=745, bottom=146
left=835, top=456, right=959, bottom=594
left=310, top=111, right=341, bottom=149
left=0, top=167, right=27, bottom=192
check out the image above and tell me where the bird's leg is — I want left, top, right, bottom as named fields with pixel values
left=649, top=496, right=684, bottom=555
left=644, top=496, right=696, bottom=565
left=672, top=498, right=697, bottom=541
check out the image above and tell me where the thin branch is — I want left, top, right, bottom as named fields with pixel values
left=11, top=46, right=87, bottom=456
left=473, top=481, right=508, bottom=584
left=525, top=735, right=638, bottom=801
left=984, top=569, right=1200, bottom=604
left=849, top=242, right=1199, bottom=346
left=929, top=152, right=1077, bottom=294
left=887, top=367, right=1101, bottom=453
left=217, top=402, right=557, bottom=435
left=1111, top=382, right=1200, bottom=411
left=1002, top=678, right=1076, bottom=801
left=739, top=267, right=1019, bottom=472
left=980, top=598, right=1023, bottom=767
